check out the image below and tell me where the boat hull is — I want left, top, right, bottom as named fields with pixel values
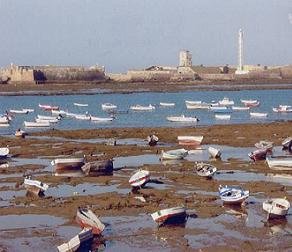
left=52, top=158, right=85, bottom=173
left=151, top=207, right=187, bottom=226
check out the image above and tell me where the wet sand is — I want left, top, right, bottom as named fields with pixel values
left=0, top=122, right=292, bottom=251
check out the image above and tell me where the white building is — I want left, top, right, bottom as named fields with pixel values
left=179, top=50, right=192, bottom=67
left=235, top=29, right=249, bottom=75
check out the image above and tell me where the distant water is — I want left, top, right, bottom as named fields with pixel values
left=0, top=89, right=292, bottom=134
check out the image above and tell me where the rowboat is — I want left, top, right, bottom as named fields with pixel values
left=272, top=105, right=292, bottom=113
left=0, top=116, right=9, bottom=124
left=166, top=115, right=199, bottom=123
left=51, top=157, right=85, bottom=173
left=250, top=112, right=268, bottom=118
left=38, top=104, right=59, bottom=111
left=185, top=100, right=202, bottom=105
left=209, top=106, right=232, bottom=113
left=81, top=160, right=113, bottom=176
left=282, top=137, right=292, bottom=150
left=218, top=97, right=234, bottom=106
left=0, top=147, right=9, bottom=158
left=215, top=114, right=231, bottom=120
left=151, top=206, right=187, bottom=226
left=161, top=149, right=188, bottom=160
left=248, top=148, right=268, bottom=161
left=15, top=129, right=26, bottom=138
left=90, top=116, right=113, bottom=122
left=129, top=169, right=150, bottom=187
left=255, top=141, right=273, bottom=152
left=130, top=104, right=155, bottom=111
left=75, top=207, right=105, bottom=235
left=208, top=146, right=221, bottom=159
left=24, top=121, right=50, bottom=127
left=195, top=162, right=217, bottom=178
left=232, top=106, right=250, bottom=111
left=36, top=118, right=59, bottom=123
left=159, top=102, right=175, bottom=107
left=263, top=198, right=290, bottom=220
left=51, top=110, right=67, bottom=116
left=9, top=109, right=28, bottom=114
left=73, top=102, right=88, bottom=107
left=101, top=103, right=117, bottom=110
left=74, top=114, right=91, bottom=120
left=177, top=135, right=203, bottom=146
left=23, top=108, right=34, bottom=113
left=266, top=157, right=292, bottom=170
left=37, top=115, right=59, bottom=120
left=240, top=99, right=259, bottom=107
left=147, top=134, right=159, bottom=146
left=24, top=177, right=49, bottom=196
left=218, top=185, right=249, bottom=205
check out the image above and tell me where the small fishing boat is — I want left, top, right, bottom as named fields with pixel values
left=74, top=114, right=91, bottom=120
left=195, top=162, right=217, bottom=178
left=75, top=207, right=105, bottom=235
left=37, top=115, right=60, bottom=120
left=282, top=137, right=292, bottom=150
left=218, top=97, right=234, bottom=106
left=250, top=112, right=268, bottom=118
left=35, top=118, right=59, bottom=123
left=0, top=147, right=9, bottom=158
left=215, top=114, right=231, bottom=120
left=177, top=135, right=203, bottom=146
left=147, top=134, right=159, bottom=146
left=52, top=110, right=67, bottom=116
left=151, top=206, right=187, bottom=226
left=130, top=104, right=155, bottom=111
left=0, top=116, right=9, bottom=124
left=73, top=102, right=88, bottom=107
left=185, top=100, right=202, bottom=105
left=161, top=149, right=188, bottom=160
left=232, top=106, right=250, bottom=111
left=24, top=121, right=50, bottom=128
left=38, top=104, right=59, bottom=111
left=255, top=141, right=273, bottom=152
left=15, top=129, right=26, bottom=138
left=9, top=109, right=28, bottom=114
left=272, top=105, right=292, bottom=113
left=209, top=106, right=232, bottom=113
left=186, top=102, right=210, bottom=109
left=159, top=102, right=175, bottom=107
left=57, top=228, right=93, bottom=252
left=167, top=115, right=199, bottom=123
left=101, top=103, right=117, bottom=110
left=23, top=177, right=49, bottom=196
left=22, top=108, right=34, bottom=113
left=263, top=198, right=290, bottom=220
left=52, top=157, right=85, bottom=173
left=90, top=116, right=113, bottom=122
left=81, top=160, right=113, bottom=176
left=266, top=157, right=292, bottom=170
left=248, top=148, right=268, bottom=161
left=218, top=185, right=249, bottom=205
left=129, top=169, right=150, bottom=188
left=208, top=146, right=221, bottom=158
left=240, top=99, right=259, bottom=106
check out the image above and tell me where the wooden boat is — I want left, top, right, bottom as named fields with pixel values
left=218, top=97, right=234, bottom=106
left=159, top=102, right=175, bottom=107
left=129, top=169, right=150, bottom=187
left=232, top=106, right=250, bottom=111
left=218, top=185, right=249, bottom=205
left=209, top=106, right=232, bottom=113
left=177, top=135, right=203, bottom=146
left=255, top=141, right=273, bottom=152
left=151, top=206, right=187, bottom=226
left=23, top=177, right=49, bottom=196
left=52, top=157, right=85, bottom=173
left=57, top=228, right=93, bottom=252
left=130, top=104, right=155, bottom=111
left=75, top=207, right=105, bottom=235
left=215, top=114, right=231, bottom=120
left=101, top=103, right=118, bottom=110
left=90, top=116, right=113, bottom=122
left=266, top=157, right=292, bottom=170
left=0, top=147, right=9, bottom=158
left=38, top=104, right=59, bottom=111
left=195, top=162, right=217, bottom=178
left=161, top=149, right=188, bottom=160
left=248, top=148, right=268, bottom=161
left=73, top=102, right=88, bottom=107
left=263, top=198, right=290, bottom=219
left=167, top=115, right=199, bottom=123
left=81, top=160, right=113, bottom=176
left=147, top=134, right=159, bottom=146
left=208, top=146, right=221, bottom=158
left=272, top=105, right=292, bottom=113
left=282, top=137, right=292, bottom=150
left=250, top=112, right=268, bottom=118
left=24, top=121, right=50, bottom=127
left=9, top=109, right=28, bottom=114
left=15, top=129, right=26, bottom=138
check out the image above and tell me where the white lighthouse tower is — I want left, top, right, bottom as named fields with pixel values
left=235, top=29, right=248, bottom=75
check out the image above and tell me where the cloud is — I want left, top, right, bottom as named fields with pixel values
left=288, top=13, right=292, bottom=24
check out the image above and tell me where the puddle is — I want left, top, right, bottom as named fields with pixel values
left=113, top=154, right=160, bottom=168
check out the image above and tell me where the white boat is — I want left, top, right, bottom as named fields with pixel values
left=0, top=116, right=9, bottom=124
left=208, top=146, right=221, bottom=158
left=35, top=118, right=59, bottom=123
left=74, top=114, right=91, bottom=120
left=52, top=110, right=67, bottom=116
left=159, top=102, right=175, bottom=107
left=255, top=140, right=273, bottom=151
left=218, top=185, right=249, bottom=205
left=195, top=162, right=217, bottom=178
left=151, top=206, right=187, bottom=226
left=161, top=149, right=188, bottom=160
left=24, top=177, right=49, bottom=196
left=15, top=129, right=26, bottom=138
left=75, top=207, right=105, bottom=235
left=218, top=97, right=234, bottom=106
left=73, top=102, right=88, bottom=107
left=0, top=147, right=9, bottom=158
left=263, top=198, right=290, bottom=219
left=90, top=116, right=113, bottom=122
left=186, top=103, right=210, bottom=109
left=177, top=135, right=203, bottom=146
left=266, top=157, right=292, bottom=170
left=24, top=121, right=50, bottom=127
left=185, top=100, right=202, bottom=105
left=147, top=134, right=159, bottom=146
left=240, top=99, right=259, bottom=107
left=129, top=169, right=150, bottom=187
left=9, top=109, right=28, bottom=114
left=57, top=228, right=93, bottom=252
left=38, top=104, right=59, bottom=110
left=22, top=108, right=34, bottom=113
left=272, top=105, right=292, bottom=113
left=250, top=112, right=268, bottom=118
left=282, top=137, right=292, bottom=149
left=232, top=106, right=250, bottom=111
left=37, top=115, right=59, bottom=120
left=167, top=115, right=199, bottom=123
left=101, top=103, right=117, bottom=110
left=209, top=106, right=232, bottom=113
left=130, top=104, right=155, bottom=111
left=215, top=114, right=231, bottom=120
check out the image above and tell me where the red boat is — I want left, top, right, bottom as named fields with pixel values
left=248, top=148, right=268, bottom=161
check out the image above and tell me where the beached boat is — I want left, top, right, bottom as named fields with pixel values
left=218, top=185, right=249, bottom=205
left=255, top=141, right=273, bottom=152
left=266, top=157, right=292, bottom=170
left=250, top=112, right=268, bottom=118
left=263, top=198, right=290, bottom=220
left=272, top=105, right=292, bottom=113
left=209, top=106, right=232, bottom=113
left=75, top=207, right=105, bottom=235
left=215, top=114, right=231, bottom=120
left=248, top=148, right=268, bottom=161
left=9, top=109, right=28, bottom=114
left=159, top=102, right=175, bottom=107
left=282, top=137, right=292, bottom=150
left=167, top=115, right=199, bottom=123
left=15, top=129, right=26, bottom=138
left=23, top=177, right=49, bottom=196
left=161, top=149, right=188, bottom=160
left=130, top=104, right=155, bottom=111
left=195, top=162, right=217, bottom=178
left=24, top=121, right=50, bottom=128
left=0, top=147, right=9, bottom=158
left=81, top=160, right=113, bottom=176
left=101, top=103, right=117, bottom=110
left=57, top=228, right=93, bottom=252
left=147, top=134, right=159, bottom=146
left=218, top=97, right=234, bottom=106
left=232, top=106, right=250, bottom=111
left=129, top=169, right=150, bottom=188
left=51, top=157, right=85, bottom=173
left=177, top=135, right=203, bottom=146
left=151, top=206, right=187, bottom=226
left=38, top=104, right=59, bottom=111
left=73, top=102, right=88, bottom=107
left=208, top=146, right=221, bottom=159
left=90, top=116, right=113, bottom=122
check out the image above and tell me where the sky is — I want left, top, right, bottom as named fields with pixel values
left=0, top=0, right=291, bottom=72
